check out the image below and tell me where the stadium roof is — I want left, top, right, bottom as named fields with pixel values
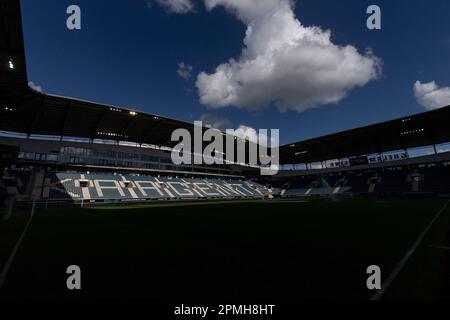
left=0, top=0, right=215, bottom=150
left=2, top=0, right=450, bottom=165
left=279, top=106, right=450, bottom=164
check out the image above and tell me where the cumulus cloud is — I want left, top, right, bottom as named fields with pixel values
left=177, top=62, right=194, bottom=80
left=147, top=0, right=194, bottom=14
left=414, top=80, right=450, bottom=110
left=200, top=113, right=233, bottom=131
left=28, top=81, right=42, bottom=92
left=234, top=125, right=278, bottom=147
left=199, top=113, right=277, bottom=146
left=197, top=0, right=381, bottom=112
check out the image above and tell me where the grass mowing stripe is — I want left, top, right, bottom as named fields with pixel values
left=370, top=200, right=450, bottom=301
left=0, top=202, right=36, bottom=289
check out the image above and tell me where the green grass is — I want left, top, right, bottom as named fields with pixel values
left=1, top=198, right=450, bottom=300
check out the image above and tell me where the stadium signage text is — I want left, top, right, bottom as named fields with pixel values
left=171, top=121, right=279, bottom=176
left=43, top=174, right=266, bottom=200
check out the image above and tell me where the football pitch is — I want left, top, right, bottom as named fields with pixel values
left=1, top=198, right=450, bottom=300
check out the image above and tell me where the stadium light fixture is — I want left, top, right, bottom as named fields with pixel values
left=400, top=128, right=425, bottom=136
left=8, top=59, right=14, bottom=69
left=129, top=111, right=137, bottom=116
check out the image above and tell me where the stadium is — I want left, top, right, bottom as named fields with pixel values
left=1, top=0, right=450, bottom=303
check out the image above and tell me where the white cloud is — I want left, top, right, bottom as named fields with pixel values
left=199, top=113, right=277, bottom=146
left=177, top=62, right=194, bottom=80
left=233, top=125, right=278, bottom=147
left=197, top=0, right=381, bottom=112
left=414, top=80, right=450, bottom=110
left=147, top=0, right=194, bottom=14
left=28, top=81, right=42, bottom=92
left=200, top=113, right=233, bottom=131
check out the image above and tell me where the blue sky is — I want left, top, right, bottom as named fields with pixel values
left=21, top=0, right=450, bottom=144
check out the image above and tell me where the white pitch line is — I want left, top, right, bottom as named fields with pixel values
left=370, top=200, right=450, bottom=300
left=0, top=201, right=36, bottom=289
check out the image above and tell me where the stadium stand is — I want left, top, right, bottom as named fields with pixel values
left=40, top=172, right=268, bottom=202
left=4, top=155, right=450, bottom=204
left=374, top=169, right=411, bottom=194
left=1, top=0, right=450, bottom=209
left=265, top=161, right=450, bottom=198
left=417, top=165, right=450, bottom=193
left=345, top=172, right=372, bottom=194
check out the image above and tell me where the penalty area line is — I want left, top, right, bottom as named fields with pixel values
left=0, top=201, right=36, bottom=289
left=370, top=200, right=450, bottom=301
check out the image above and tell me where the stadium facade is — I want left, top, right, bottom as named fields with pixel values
left=2, top=0, right=450, bottom=211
